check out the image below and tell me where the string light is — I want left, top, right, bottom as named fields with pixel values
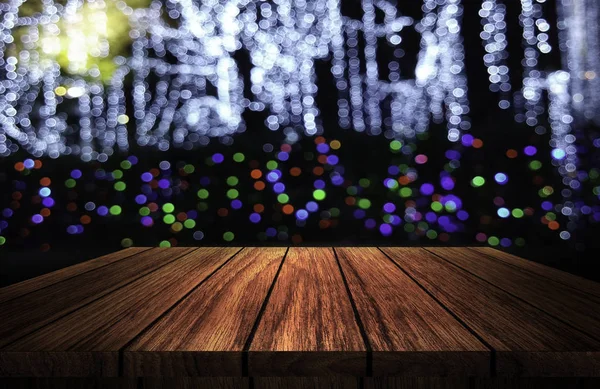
left=1, top=0, right=474, bottom=158
left=479, top=0, right=511, bottom=108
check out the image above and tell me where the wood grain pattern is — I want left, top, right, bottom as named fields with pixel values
left=380, top=247, right=600, bottom=377
left=363, top=377, right=470, bottom=389
left=0, top=248, right=149, bottom=304
left=253, top=377, right=359, bottom=389
left=427, top=247, right=600, bottom=340
left=470, top=378, right=581, bottom=389
left=23, top=378, right=137, bottom=389
left=0, top=247, right=194, bottom=349
left=124, top=247, right=287, bottom=377
left=248, top=247, right=366, bottom=376
left=470, top=247, right=600, bottom=298
left=0, top=248, right=239, bottom=377
left=335, top=247, right=490, bottom=376
left=141, top=378, right=248, bottom=389
left=2, top=247, right=599, bottom=381
left=0, top=378, right=592, bottom=389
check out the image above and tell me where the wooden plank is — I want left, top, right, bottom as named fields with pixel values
left=124, top=247, right=287, bottom=377
left=335, top=247, right=490, bottom=376
left=380, top=247, right=600, bottom=377
left=427, top=247, right=600, bottom=340
left=0, top=247, right=194, bottom=349
left=141, top=378, right=248, bottom=389
left=363, top=377, right=469, bottom=389
left=470, top=247, right=600, bottom=298
left=0, top=248, right=239, bottom=377
left=248, top=247, right=366, bottom=376
left=0, top=248, right=149, bottom=304
left=27, top=378, right=137, bottom=389
left=470, top=378, right=581, bottom=389
left=253, top=377, right=359, bottom=389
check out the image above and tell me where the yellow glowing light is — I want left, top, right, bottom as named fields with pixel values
left=14, top=0, right=150, bottom=82
left=117, top=114, right=130, bottom=124
left=54, top=86, right=67, bottom=96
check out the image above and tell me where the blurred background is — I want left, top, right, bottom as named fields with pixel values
left=1, top=0, right=600, bottom=286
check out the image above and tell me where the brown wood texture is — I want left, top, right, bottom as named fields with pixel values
left=141, top=378, right=248, bottom=389
left=0, top=247, right=195, bottom=349
left=380, top=247, right=600, bottom=377
left=0, top=378, right=592, bottom=389
left=253, top=377, right=359, bottom=389
left=0, top=248, right=239, bottom=377
left=363, top=377, right=470, bottom=389
left=2, top=247, right=600, bottom=381
left=124, top=247, right=287, bottom=377
left=426, top=247, right=600, bottom=340
left=335, top=247, right=490, bottom=376
left=248, top=247, right=366, bottom=376
left=471, top=247, right=600, bottom=298
left=0, top=248, right=149, bottom=304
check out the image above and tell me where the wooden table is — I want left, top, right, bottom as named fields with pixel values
left=1, top=247, right=599, bottom=388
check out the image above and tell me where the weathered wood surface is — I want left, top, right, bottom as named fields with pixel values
left=1, top=246, right=599, bottom=381
left=124, top=247, right=286, bottom=377
left=0, top=248, right=149, bottom=304
left=1, top=248, right=239, bottom=377
left=380, top=247, right=600, bottom=377
left=335, top=247, right=490, bottom=376
left=248, top=247, right=366, bottom=376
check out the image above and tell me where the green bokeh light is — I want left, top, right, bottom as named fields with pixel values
left=277, top=194, right=290, bottom=203
left=471, top=176, right=485, bottom=187
left=488, top=236, right=500, bottom=246
left=313, top=189, right=326, bottom=201
left=197, top=189, right=209, bottom=199
left=227, top=189, right=239, bottom=199
left=399, top=188, right=412, bottom=197
left=390, top=140, right=402, bottom=151
left=358, top=198, right=371, bottom=209
left=512, top=208, right=524, bottom=218
left=529, top=160, right=542, bottom=170
left=431, top=202, right=443, bottom=212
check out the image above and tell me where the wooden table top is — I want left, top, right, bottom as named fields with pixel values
left=1, top=247, right=599, bottom=378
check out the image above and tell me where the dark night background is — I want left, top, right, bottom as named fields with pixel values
left=1, top=0, right=600, bottom=286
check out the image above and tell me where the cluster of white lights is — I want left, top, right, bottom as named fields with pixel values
left=512, top=0, right=552, bottom=128
left=1, top=0, right=475, bottom=157
left=479, top=0, right=511, bottom=108
left=476, top=0, right=596, bottom=239
left=547, top=70, right=580, bottom=238
left=556, top=0, right=600, bottom=126
left=334, top=0, right=471, bottom=142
